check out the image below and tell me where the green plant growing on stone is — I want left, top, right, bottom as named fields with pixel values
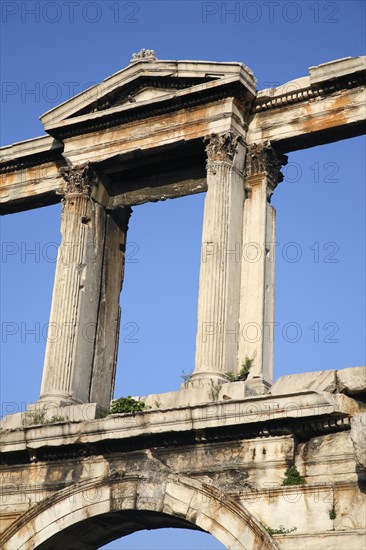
left=26, top=412, right=68, bottom=426
left=46, top=415, right=67, bottom=424
left=224, top=371, right=237, bottom=382
left=180, top=369, right=193, bottom=387
left=27, top=411, right=47, bottom=425
left=109, top=396, right=149, bottom=414
left=264, top=525, right=297, bottom=536
left=329, top=507, right=336, bottom=520
left=282, top=465, right=306, bottom=486
left=225, top=355, right=254, bottom=382
left=208, top=380, right=222, bottom=402
left=154, top=399, right=162, bottom=409
left=241, top=355, right=254, bottom=376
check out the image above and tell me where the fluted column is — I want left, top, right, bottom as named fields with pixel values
left=239, top=142, right=287, bottom=393
left=39, top=163, right=131, bottom=408
left=40, top=163, right=102, bottom=404
left=192, top=133, right=246, bottom=385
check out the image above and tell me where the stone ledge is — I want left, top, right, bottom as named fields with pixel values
left=0, top=392, right=363, bottom=456
left=274, top=529, right=366, bottom=550
left=138, top=380, right=248, bottom=409
left=0, top=403, right=102, bottom=431
left=271, top=366, right=366, bottom=397
left=309, top=56, right=366, bottom=85
left=271, top=370, right=337, bottom=395
left=337, top=367, right=366, bottom=395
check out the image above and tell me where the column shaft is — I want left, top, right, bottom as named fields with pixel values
left=40, top=164, right=130, bottom=409
left=40, top=194, right=101, bottom=403
left=193, top=133, right=246, bottom=385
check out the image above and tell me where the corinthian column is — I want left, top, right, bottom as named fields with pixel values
left=39, top=163, right=131, bottom=409
left=239, top=142, right=287, bottom=394
left=192, top=133, right=246, bottom=386
left=39, top=163, right=103, bottom=405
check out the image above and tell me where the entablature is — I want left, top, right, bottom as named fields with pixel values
left=0, top=391, right=362, bottom=464
left=1, top=54, right=365, bottom=215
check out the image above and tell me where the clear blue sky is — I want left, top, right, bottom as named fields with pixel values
left=1, top=1, right=365, bottom=548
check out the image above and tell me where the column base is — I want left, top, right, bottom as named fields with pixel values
left=35, top=395, right=81, bottom=407
left=187, top=371, right=228, bottom=389
left=28, top=400, right=106, bottom=422
left=244, top=376, right=272, bottom=396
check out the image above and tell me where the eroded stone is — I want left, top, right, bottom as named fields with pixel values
left=337, top=366, right=366, bottom=395
left=271, top=370, right=337, bottom=395
left=351, top=413, right=366, bottom=469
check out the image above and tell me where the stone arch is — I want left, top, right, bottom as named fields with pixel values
left=1, top=472, right=278, bottom=549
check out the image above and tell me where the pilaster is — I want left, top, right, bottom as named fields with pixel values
left=239, top=142, right=288, bottom=394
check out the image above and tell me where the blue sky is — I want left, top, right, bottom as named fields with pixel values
left=1, top=1, right=365, bottom=548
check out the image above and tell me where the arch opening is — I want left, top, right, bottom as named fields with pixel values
left=37, top=510, right=203, bottom=550
left=1, top=473, right=279, bottom=550
left=100, top=526, right=225, bottom=550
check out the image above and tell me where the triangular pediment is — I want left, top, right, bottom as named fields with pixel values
left=40, top=55, right=256, bottom=132
left=69, top=75, right=216, bottom=117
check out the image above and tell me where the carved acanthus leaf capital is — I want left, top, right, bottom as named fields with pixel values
left=59, top=163, right=97, bottom=197
left=204, top=133, right=240, bottom=166
left=245, top=142, right=288, bottom=184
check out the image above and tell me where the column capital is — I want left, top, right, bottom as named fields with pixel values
left=245, top=141, right=288, bottom=198
left=204, top=132, right=243, bottom=173
left=59, top=162, right=98, bottom=198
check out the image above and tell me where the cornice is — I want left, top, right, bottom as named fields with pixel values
left=0, top=414, right=350, bottom=466
left=253, top=72, right=366, bottom=114
left=0, top=147, right=64, bottom=174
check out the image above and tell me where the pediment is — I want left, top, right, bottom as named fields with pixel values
left=40, top=55, right=257, bottom=132
left=69, top=75, right=215, bottom=117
